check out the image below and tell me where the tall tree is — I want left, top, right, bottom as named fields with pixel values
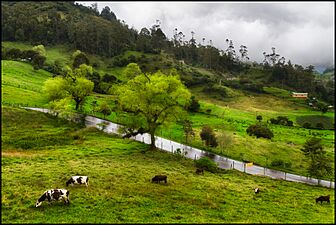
left=113, top=66, right=191, bottom=149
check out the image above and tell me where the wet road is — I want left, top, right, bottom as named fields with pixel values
left=24, top=107, right=335, bottom=189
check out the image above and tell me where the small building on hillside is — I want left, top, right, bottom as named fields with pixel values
left=292, top=92, right=308, bottom=98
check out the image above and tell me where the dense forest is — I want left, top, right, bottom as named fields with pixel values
left=1, top=1, right=334, bottom=104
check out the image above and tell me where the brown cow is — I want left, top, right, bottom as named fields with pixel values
left=316, top=195, right=330, bottom=204
left=151, top=175, right=167, bottom=183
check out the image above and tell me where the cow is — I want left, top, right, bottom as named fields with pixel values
left=66, top=176, right=89, bottom=187
left=316, top=195, right=330, bottom=204
left=254, top=188, right=260, bottom=194
left=196, top=168, right=204, bottom=175
left=35, top=189, right=69, bottom=207
left=151, top=175, right=167, bottom=183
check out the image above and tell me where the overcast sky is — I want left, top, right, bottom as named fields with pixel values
left=77, top=1, right=335, bottom=70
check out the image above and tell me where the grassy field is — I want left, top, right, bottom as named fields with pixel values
left=1, top=60, right=51, bottom=107
left=2, top=57, right=334, bottom=179
left=1, top=106, right=335, bottom=223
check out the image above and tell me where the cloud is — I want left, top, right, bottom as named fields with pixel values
left=76, top=1, right=334, bottom=68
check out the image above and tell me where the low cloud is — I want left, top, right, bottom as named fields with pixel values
left=77, top=1, right=335, bottom=68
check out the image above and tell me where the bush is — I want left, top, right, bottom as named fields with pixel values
left=246, top=124, right=274, bottom=139
left=194, top=157, right=218, bottom=173
left=200, top=125, right=218, bottom=147
left=316, top=123, right=324, bottom=130
left=187, top=96, right=200, bottom=112
left=302, top=122, right=311, bottom=129
left=271, top=159, right=284, bottom=167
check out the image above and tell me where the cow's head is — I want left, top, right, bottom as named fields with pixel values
left=66, top=178, right=74, bottom=187
left=36, top=192, right=47, bottom=207
left=35, top=201, right=43, bottom=207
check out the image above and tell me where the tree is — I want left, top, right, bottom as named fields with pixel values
left=113, top=67, right=191, bottom=149
left=182, top=119, right=194, bottom=144
left=200, top=125, right=218, bottom=147
left=72, top=51, right=90, bottom=68
left=98, top=101, right=112, bottom=119
left=100, top=6, right=117, bottom=21
left=32, top=45, right=46, bottom=57
left=124, top=63, right=141, bottom=80
left=301, top=137, right=333, bottom=183
left=256, top=115, right=263, bottom=122
left=43, top=64, right=94, bottom=111
left=246, top=124, right=273, bottom=139
left=187, top=96, right=200, bottom=112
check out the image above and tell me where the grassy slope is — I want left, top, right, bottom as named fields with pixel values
left=1, top=106, right=335, bottom=223
left=1, top=42, right=334, bottom=178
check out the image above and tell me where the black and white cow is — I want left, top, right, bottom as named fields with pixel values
left=35, top=189, right=69, bottom=207
left=66, top=176, right=89, bottom=187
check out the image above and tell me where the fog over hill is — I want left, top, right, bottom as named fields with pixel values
left=77, top=1, right=335, bottom=70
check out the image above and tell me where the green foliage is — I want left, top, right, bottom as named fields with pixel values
left=256, top=115, right=263, bottom=122
left=297, top=115, right=334, bottom=130
left=43, top=77, right=68, bottom=100
left=200, top=125, right=218, bottom=147
left=269, top=116, right=293, bottom=126
left=32, top=45, right=46, bottom=57
left=187, top=96, right=201, bottom=112
left=98, top=101, right=112, bottom=119
left=72, top=51, right=90, bottom=68
left=194, top=157, right=218, bottom=173
left=114, top=66, right=191, bottom=148
left=43, top=64, right=94, bottom=111
left=301, top=137, right=333, bottom=180
left=246, top=124, right=274, bottom=139
left=124, top=63, right=141, bottom=80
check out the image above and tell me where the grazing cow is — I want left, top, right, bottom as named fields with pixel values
left=196, top=168, right=204, bottom=175
left=66, top=176, right=89, bottom=187
left=151, top=175, right=167, bottom=183
left=36, top=189, right=69, bottom=207
left=316, top=195, right=330, bottom=204
left=254, top=188, right=260, bottom=194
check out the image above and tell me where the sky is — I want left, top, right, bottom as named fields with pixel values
left=76, top=1, right=335, bottom=71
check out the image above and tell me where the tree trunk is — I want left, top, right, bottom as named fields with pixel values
left=150, top=132, right=156, bottom=150
left=75, top=100, right=80, bottom=111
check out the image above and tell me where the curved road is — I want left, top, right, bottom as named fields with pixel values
left=24, top=107, right=334, bottom=189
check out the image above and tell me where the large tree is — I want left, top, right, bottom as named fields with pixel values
left=43, top=64, right=94, bottom=111
left=113, top=66, right=191, bottom=149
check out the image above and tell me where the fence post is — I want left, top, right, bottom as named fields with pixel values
left=244, top=163, right=246, bottom=173
left=194, top=154, right=197, bottom=160
left=171, top=145, right=173, bottom=152
left=284, top=172, right=287, bottom=180
left=264, top=167, right=266, bottom=175
left=232, top=161, right=235, bottom=169
left=161, top=141, right=163, bottom=150
left=142, top=137, right=144, bottom=143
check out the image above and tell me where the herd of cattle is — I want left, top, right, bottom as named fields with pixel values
left=35, top=172, right=332, bottom=207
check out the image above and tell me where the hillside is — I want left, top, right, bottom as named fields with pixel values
left=1, top=55, right=334, bottom=179
left=1, top=106, right=334, bottom=223
left=1, top=2, right=335, bottom=223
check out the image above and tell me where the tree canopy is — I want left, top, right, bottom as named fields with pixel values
left=113, top=65, right=191, bottom=149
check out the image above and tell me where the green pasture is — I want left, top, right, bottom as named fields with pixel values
left=1, top=106, right=335, bottom=223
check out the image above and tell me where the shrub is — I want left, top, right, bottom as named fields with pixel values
left=316, top=123, right=324, bottom=130
left=194, top=157, right=218, bottom=173
left=302, top=122, right=311, bottom=129
left=187, top=96, right=200, bottom=112
left=271, top=159, right=284, bottom=167
left=200, top=125, right=218, bottom=147
left=246, top=124, right=274, bottom=139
